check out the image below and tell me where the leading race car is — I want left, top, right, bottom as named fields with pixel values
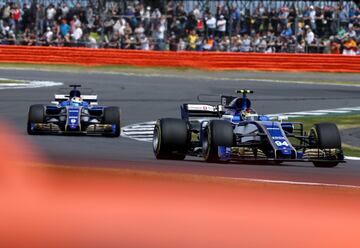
left=27, top=85, right=120, bottom=137
left=153, top=90, right=345, bottom=167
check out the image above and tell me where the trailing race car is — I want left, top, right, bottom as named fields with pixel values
left=27, top=85, right=120, bottom=137
left=153, top=90, right=344, bottom=167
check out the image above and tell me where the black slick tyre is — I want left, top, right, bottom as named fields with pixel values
left=153, top=118, right=188, bottom=160
left=203, top=120, right=233, bottom=163
left=27, top=104, right=44, bottom=135
left=103, top=106, right=121, bottom=137
left=310, top=122, right=341, bottom=168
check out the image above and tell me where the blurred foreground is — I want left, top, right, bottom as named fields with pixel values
left=1, top=122, right=360, bottom=248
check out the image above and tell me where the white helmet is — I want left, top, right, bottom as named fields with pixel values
left=71, top=96, right=83, bottom=104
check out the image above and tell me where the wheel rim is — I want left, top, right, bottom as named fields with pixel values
left=153, top=126, right=160, bottom=153
left=202, top=130, right=211, bottom=159
left=309, top=128, right=318, bottom=147
left=202, top=137, right=208, bottom=155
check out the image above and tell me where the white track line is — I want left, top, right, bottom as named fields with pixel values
left=338, top=107, right=360, bottom=111
left=311, top=110, right=350, bottom=113
left=0, top=78, right=62, bottom=89
left=274, top=106, right=360, bottom=117
left=286, top=112, right=327, bottom=116
left=345, top=156, right=360, bottom=161
left=225, top=177, right=360, bottom=189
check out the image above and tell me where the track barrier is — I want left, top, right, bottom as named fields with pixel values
left=0, top=45, right=360, bottom=72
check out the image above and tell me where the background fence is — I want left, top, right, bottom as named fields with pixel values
left=0, top=45, right=359, bottom=72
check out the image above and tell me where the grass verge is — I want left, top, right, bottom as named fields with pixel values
left=0, top=78, right=25, bottom=84
left=342, top=145, right=360, bottom=157
left=291, top=114, right=360, bottom=157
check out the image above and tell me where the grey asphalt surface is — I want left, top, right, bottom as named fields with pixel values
left=1, top=68, right=360, bottom=186
left=341, top=128, right=360, bottom=147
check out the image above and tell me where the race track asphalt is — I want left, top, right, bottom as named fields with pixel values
left=0, top=68, right=360, bottom=186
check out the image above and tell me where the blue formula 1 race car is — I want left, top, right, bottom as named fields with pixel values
left=153, top=90, right=344, bottom=167
left=27, top=85, right=120, bottom=137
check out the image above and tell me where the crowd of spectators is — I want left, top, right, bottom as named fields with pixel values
left=0, top=1, right=359, bottom=54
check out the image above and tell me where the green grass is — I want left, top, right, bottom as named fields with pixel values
left=291, top=114, right=360, bottom=130
left=342, top=145, right=360, bottom=157
left=0, top=78, right=25, bottom=84
left=290, top=114, right=360, bottom=157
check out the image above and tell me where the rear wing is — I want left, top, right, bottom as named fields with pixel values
left=181, top=103, right=224, bottom=120
left=52, top=94, right=98, bottom=105
left=220, top=95, right=237, bottom=107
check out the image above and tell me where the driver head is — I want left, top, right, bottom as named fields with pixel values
left=71, top=96, right=83, bottom=106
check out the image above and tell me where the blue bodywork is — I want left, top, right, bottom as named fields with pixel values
left=66, top=107, right=81, bottom=131
left=60, top=100, right=90, bottom=108
left=27, top=85, right=119, bottom=136
left=182, top=90, right=343, bottom=163
left=216, top=91, right=296, bottom=160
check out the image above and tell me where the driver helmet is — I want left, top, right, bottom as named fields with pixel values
left=241, top=108, right=257, bottom=120
left=240, top=110, right=250, bottom=120
left=71, top=96, right=83, bottom=105
left=246, top=107, right=257, bottom=114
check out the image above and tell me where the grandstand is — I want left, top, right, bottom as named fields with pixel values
left=0, top=0, right=358, bottom=54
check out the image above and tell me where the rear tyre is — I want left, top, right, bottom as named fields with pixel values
left=103, top=107, right=121, bottom=137
left=310, top=122, right=342, bottom=168
left=27, top=104, right=44, bottom=135
left=153, top=118, right=188, bottom=160
left=203, top=120, right=233, bottom=163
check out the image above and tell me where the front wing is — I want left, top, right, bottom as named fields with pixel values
left=30, top=123, right=116, bottom=135
left=218, top=146, right=345, bottom=163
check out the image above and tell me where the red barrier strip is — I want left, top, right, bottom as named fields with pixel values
left=0, top=45, right=360, bottom=72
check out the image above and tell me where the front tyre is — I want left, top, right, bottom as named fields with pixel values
left=103, top=106, right=121, bottom=137
left=153, top=118, right=188, bottom=160
left=27, top=104, right=45, bottom=135
left=310, top=122, right=342, bottom=168
left=203, top=120, right=233, bottom=163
